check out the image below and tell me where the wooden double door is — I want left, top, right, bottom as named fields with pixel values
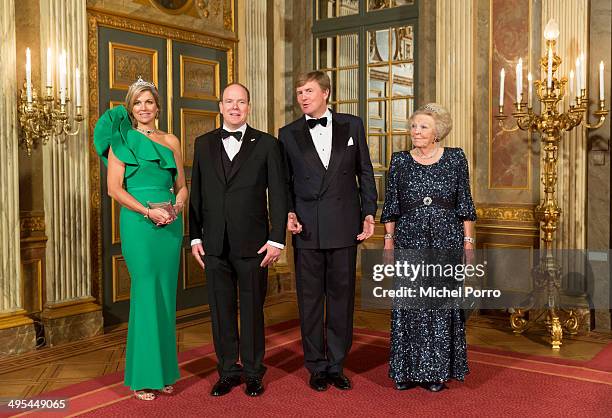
left=95, top=24, right=233, bottom=325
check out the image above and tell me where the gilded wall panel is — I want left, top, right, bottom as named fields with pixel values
left=21, top=258, right=43, bottom=314
left=180, top=55, right=220, bottom=100
left=489, top=0, right=531, bottom=189
left=111, top=198, right=121, bottom=244
left=475, top=204, right=540, bottom=250
left=183, top=248, right=206, bottom=289
left=181, top=109, right=220, bottom=167
left=184, top=179, right=191, bottom=235
left=112, top=255, right=131, bottom=302
left=474, top=0, right=540, bottom=248
left=88, top=9, right=235, bottom=316
left=109, top=42, right=158, bottom=90
left=20, top=212, right=46, bottom=316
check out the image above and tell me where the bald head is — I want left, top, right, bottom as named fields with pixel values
left=221, top=83, right=250, bottom=103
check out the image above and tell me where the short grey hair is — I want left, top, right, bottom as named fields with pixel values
left=409, top=102, right=453, bottom=141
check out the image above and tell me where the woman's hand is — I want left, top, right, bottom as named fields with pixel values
left=147, top=208, right=174, bottom=226
left=173, top=200, right=185, bottom=215
left=463, top=241, right=475, bottom=265
left=383, top=239, right=394, bottom=265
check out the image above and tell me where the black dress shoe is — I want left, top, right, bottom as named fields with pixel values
left=309, top=372, right=328, bottom=391
left=210, top=375, right=242, bottom=396
left=426, top=382, right=446, bottom=392
left=394, top=381, right=417, bottom=391
left=244, top=377, right=264, bottom=397
left=328, top=372, right=351, bottom=390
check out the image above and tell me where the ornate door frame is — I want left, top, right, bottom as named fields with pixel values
left=87, top=8, right=237, bottom=321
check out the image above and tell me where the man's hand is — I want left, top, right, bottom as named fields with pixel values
left=287, top=211, right=302, bottom=234
left=357, top=215, right=375, bottom=241
left=258, top=243, right=282, bottom=267
left=191, top=243, right=205, bottom=269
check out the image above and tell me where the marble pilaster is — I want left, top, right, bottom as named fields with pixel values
left=541, top=0, right=588, bottom=251
left=0, top=0, right=36, bottom=355
left=435, top=0, right=475, bottom=172
left=244, top=0, right=268, bottom=131
left=39, top=0, right=101, bottom=345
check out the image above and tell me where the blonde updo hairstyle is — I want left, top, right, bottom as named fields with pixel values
left=125, top=81, right=161, bottom=128
left=409, top=102, right=452, bottom=142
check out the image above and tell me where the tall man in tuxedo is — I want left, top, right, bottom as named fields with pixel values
left=189, top=83, right=287, bottom=397
left=279, top=71, right=377, bottom=391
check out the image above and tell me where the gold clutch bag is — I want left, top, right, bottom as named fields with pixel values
left=147, top=201, right=177, bottom=219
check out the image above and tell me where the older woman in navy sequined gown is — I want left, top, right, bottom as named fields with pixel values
left=380, top=103, right=477, bottom=392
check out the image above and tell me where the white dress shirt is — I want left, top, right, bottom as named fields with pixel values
left=190, top=123, right=284, bottom=250
left=221, top=123, right=247, bottom=161
left=305, top=109, right=333, bottom=169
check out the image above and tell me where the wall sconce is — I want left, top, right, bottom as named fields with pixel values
left=17, top=48, right=84, bottom=156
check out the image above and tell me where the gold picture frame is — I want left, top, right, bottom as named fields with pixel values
left=109, top=42, right=159, bottom=91
left=111, top=198, right=121, bottom=244
left=183, top=248, right=206, bottom=290
left=180, top=108, right=220, bottom=167
left=180, top=55, right=220, bottom=100
left=112, top=255, right=131, bottom=302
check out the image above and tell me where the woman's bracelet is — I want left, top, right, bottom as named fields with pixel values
left=383, top=233, right=394, bottom=240
left=464, top=236, right=475, bottom=244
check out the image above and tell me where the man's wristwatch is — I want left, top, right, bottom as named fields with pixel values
left=464, top=236, right=475, bottom=244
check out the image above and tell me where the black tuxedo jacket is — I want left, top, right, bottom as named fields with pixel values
left=189, top=125, right=287, bottom=257
left=279, top=111, right=377, bottom=249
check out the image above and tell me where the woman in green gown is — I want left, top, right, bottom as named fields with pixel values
left=93, top=78, right=188, bottom=400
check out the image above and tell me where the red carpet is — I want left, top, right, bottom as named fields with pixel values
left=5, top=320, right=612, bottom=418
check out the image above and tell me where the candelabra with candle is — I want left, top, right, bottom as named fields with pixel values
left=496, top=19, right=608, bottom=349
left=17, top=48, right=84, bottom=156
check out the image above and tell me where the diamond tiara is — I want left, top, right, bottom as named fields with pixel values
left=423, top=103, right=441, bottom=113
left=131, top=76, right=157, bottom=90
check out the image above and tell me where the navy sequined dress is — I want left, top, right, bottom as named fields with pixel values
left=380, top=147, right=477, bottom=383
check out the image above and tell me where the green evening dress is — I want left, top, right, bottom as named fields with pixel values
left=94, top=105, right=182, bottom=390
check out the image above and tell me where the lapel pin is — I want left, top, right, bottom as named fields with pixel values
left=250, top=138, right=255, bottom=142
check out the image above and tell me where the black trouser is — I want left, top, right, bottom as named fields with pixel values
left=294, top=246, right=357, bottom=374
left=205, top=236, right=268, bottom=378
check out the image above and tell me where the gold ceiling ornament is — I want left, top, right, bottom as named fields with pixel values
left=17, top=48, right=84, bottom=156
left=496, top=18, right=608, bottom=349
left=195, top=0, right=221, bottom=19
left=20, top=215, right=46, bottom=234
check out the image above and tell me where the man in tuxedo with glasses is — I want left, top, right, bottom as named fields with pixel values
left=279, top=71, right=377, bottom=391
left=189, top=83, right=287, bottom=397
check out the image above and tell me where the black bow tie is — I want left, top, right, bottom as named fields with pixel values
left=307, top=117, right=328, bottom=129
left=221, top=129, right=243, bottom=141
